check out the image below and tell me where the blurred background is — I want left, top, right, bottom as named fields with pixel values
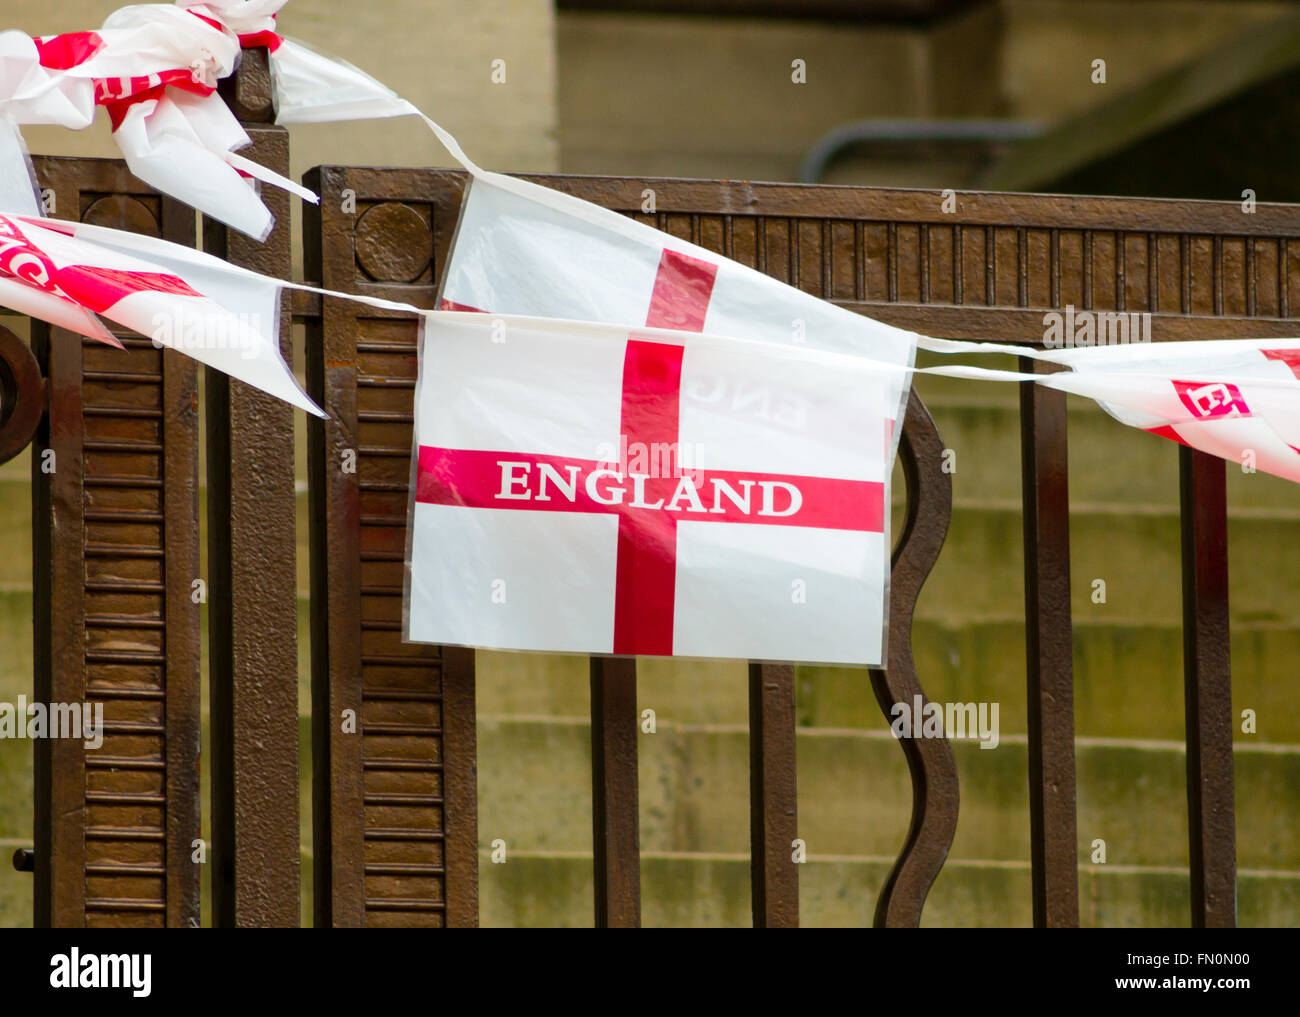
left=2, top=0, right=1299, bottom=926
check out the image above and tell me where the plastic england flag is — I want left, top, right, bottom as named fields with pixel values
left=404, top=312, right=896, bottom=666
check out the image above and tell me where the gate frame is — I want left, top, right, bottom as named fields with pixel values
left=7, top=49, right=1284, bottom=924
left=299, top=167, right=1291, bottom=927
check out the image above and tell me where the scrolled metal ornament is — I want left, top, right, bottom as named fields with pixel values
left=0, top=325, right=44, bottom=465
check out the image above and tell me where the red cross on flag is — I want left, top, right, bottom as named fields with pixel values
left=406, top=312, right=893, bottom=664
left=420, top=172, right=920, bottom=661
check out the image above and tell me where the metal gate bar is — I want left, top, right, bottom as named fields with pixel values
left=204, top=50, right=302, bottom=927
left=1020, top=362, right=1080, bottom=927
left=303, top=165, right=479, bottom=927
left=1179, top=448, right=1236, bottom=927
left=590, top=658, right=640, bottom=927
left=749, top=662, right=799, bottom=927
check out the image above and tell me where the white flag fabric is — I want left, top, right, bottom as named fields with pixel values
left=432, top=171, right=920, bottom=662
left=0, top=1, right=418, bottom=239
left=439, top=172, right=919, bottom=451
left=268, top=37, right=418, bottom=125
left=406, top=312, right=893, bottom=665
left=0, top=211, right=321, bottom=415
left=0, top=115, right=40, bottom=216
left=1038, top=339, right=1300, bottom=482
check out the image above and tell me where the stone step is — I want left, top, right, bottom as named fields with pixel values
left=0, top=733, right=32, bottom=927
left=802, top=616, right=1300, bottom=745
left=3, top=586, right=1292, bottom=747
left=919, top=501, right=1300, bottom=625
left=3, top=697, right=1295, bottom=926
left=478, top=853, right=1300, bottom=928
left=912, top=388, right=1300, bottom=510
left=0, top=837, right=30, bottom=927
left=0, top=480, right=30, bottom=593
left=474, top=717, right=1300, bottom=870
left=475, top=619, right=1300, bottom=745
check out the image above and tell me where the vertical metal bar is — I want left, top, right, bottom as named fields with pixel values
left=206, top=47, right=300, bottom=927
left=1116, top=230, right=1126, bottom=312
left=1149, top=233, right=1159, bottom=314
left=887, top=222, right=898, bottom=302
left=1280, top=238, right=1289, bottom=318
left=1246, top=237, right=1257, bottom=317
left=31, top=321, right=86, bottom=928
left=748, top=662, right=798, bottom=927
left=1082, top=231, right=1093, bottom=309
left=1050, top=228, right=1061, bottom=309
left=854, top=220, right=866, bottom=301
left=1017, top=227, right=1028, bottom=307
left=590, top=657, right=640, bottom=927
left=1019, top=358, right=1080, bottom=928
left=985, top=225, right=995, bottom=305
left=303, top=167, right=365, bottom=927
left=822, top=220, right=833, bottom=298
left=954, top=223, right=964, bottom=305
left=788, top=216, right=798, bottom=286
left=919, top=223, right=930, bottom=304
left=159, top=199, right=202, bottom=930
left=442, top=646, right=479, bottom=927
left=1179, top=447, right=1237, bottom=928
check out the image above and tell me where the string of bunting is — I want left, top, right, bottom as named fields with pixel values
left=2, top=1, right=1298, bottom=663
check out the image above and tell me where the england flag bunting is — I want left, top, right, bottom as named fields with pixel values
left=920, top=335, right=1300, bottom=483
left=409, top=170, right=924, bottom=663
left=1034, top=339, right=1300, bottom=482
left=8, top=5, right=1300, bottom=666
left=0, top=1, right=416, bottom=240
left=0, top=211, right=321, bottom=415
left=406, top=312, right=895, bottom=665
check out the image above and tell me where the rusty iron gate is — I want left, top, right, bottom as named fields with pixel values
left=1, top=54, right=1292, bottom=928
